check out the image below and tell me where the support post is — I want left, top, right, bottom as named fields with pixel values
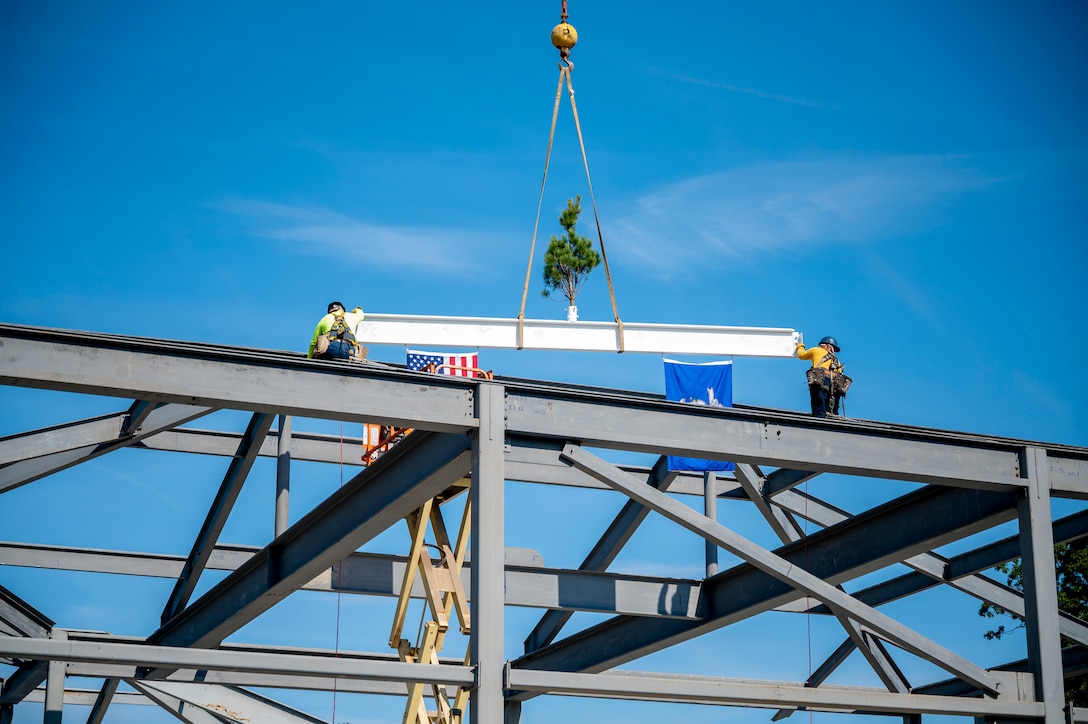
left=44, top=629, right=66, bottom=724
left=704, top=471, right=718, bottom=577
left=275, top=414, right=292, bottom=537
left=470, top=384, right=505, bottom=724
left=1019, top=446, right=1064, bottom=720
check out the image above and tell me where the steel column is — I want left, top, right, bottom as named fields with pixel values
left=275, top=414, right=292, bottom=537
left=704, top=471, right=719, bottom=576
left=44, top=629, right=67, bottom=724
left=1019, top=446, right=1065, bottom=720
left=470, top=383, right=505, bottom=724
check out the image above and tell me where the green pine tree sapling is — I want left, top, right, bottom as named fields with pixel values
left=541, top=196, right=601, bottom=309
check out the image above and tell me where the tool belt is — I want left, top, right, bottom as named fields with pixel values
left=315, top=335, right=368, bottom=362
left=806, top=367, right=853, bottom=397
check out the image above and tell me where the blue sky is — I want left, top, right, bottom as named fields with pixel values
left=2, top=2, right=1087, bottom=722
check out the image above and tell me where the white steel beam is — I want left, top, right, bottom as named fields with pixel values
left=356, top=313, right=800, bottom=357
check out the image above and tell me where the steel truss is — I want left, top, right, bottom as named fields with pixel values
left=0, top=323, right=1086, bottom=723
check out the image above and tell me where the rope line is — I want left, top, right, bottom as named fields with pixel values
left=517, top=66, right=567, bottom=349
left=561, top=62, right=624, bottom=350
left=518, top=59, right=626, bottom=352
left=331, top=421, right=346, bottom=724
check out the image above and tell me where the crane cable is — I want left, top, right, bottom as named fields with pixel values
left=517, top=1, right=625, bottom=352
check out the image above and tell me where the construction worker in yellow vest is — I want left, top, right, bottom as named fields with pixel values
left=796, top=335, right=847, bottom=418
left=307, top=301, right=367, bottom=361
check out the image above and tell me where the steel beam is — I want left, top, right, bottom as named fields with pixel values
left=510, top=481, right=1019, bottom=691
left=559, top=444, right=1001, bottom=694
left=85, top=677, right=119, bottom=724
left=504, top=668, right=1042, bottom=719
left=0, top=637, right=475, bottom=686
left=0, top=540, right=699, bottom=619
left=0, top=326, right=476, bottom=433
left=1019, top=447, right=1065, bottom=720
left=0, top=411, right=127, bottom=465
left=0, top=583, right=52, bottom=639
left=471, top=383, right=506, bottom=724
left=144, top=430, right=472, bottom=658
left=355, top=313, right=801, bottom=357
left=129, top=681, right=223, bottom=724
left=524, top=454, right=677, bottom=653
left=160, top=411, right=274, bottom=623
left=0, top=661, right=47, bottom=706
left=275, top=414, right=292, bottom=537
left=137, top=426, right=366, bottom=466
left=734, top=463, right=803, bottom=543
left=44, top=630, right=66, bottom=724
left=504, top=391, right=1025, bottom=489
left=791, top=508, right=1088, bottom=614
left=136, top=681, right=327, bottom=724
left=20, top=685, right=145, bottom=708
left=0, top=403, right=216, bottom=493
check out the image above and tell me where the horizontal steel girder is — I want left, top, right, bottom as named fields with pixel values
left=56, top=635, right=466, bottom=696
left=0, top=325, right=476, bottom=433
left=504, top=668, right=1041, bottom=719
left=0, top=637, right=474, bottom=687
left=5, top=325, right=1087, bottom=495
left=138, top=426, right=368, bottom=466
left=147, top=429, right=472, bottom=653
left=21, top=687, right=148, bottom=708
left=355, top=312, right=801, bottom=356
left=0, top=541, right=700, bottom=619
left=504, top=391, right=1025, bottom=489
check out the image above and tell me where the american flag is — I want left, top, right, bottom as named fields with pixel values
left=406, top=349, right=480, bottom=378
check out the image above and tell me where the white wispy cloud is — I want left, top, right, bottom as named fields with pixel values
left=217, top=199, right=507, bottom=274
left=217, top=155, right=995, bottom=285
left=668, top=71, right=824, bottom=108
left=606, top=155, right=996, bottom=276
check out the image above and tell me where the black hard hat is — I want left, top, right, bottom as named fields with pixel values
left=327, top=301, right=345, bottom=314
left=818, top=336, right=841, bottom=352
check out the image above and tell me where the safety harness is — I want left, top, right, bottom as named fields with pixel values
left=320, top=310, right=360, bottom=359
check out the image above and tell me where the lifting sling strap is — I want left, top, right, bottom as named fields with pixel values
left=517, top=54, right=625, bottom=352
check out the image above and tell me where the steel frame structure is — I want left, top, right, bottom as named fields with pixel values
left=1, top=322, right=1087, bottom=723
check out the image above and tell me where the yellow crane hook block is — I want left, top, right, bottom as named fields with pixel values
left=551, top=22, right=577, bottom=56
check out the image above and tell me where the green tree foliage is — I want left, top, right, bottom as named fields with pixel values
left=980, top=541, right=1088, bottom=703
left=541, top=196, right=601, bottom=307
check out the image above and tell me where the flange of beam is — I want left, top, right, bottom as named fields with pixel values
left=355, top=314, right=801, bottom=357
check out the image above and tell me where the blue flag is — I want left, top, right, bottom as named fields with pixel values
left=663, top=359, right=735, bottom=472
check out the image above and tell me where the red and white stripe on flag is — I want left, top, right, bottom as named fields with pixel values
left=442, top=353, right=479, bottom=377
